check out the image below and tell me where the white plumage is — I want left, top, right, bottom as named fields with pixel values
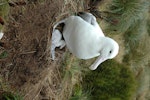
left=51, top=12, right=119, bottom=70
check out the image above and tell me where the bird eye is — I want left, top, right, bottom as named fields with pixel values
left=109, top=50, right=112, bottom=54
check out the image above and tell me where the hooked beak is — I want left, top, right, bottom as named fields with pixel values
left=89, top=56, right=106, bottom=70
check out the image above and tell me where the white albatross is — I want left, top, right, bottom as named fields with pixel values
left=51, top=12, right=119, bottom=70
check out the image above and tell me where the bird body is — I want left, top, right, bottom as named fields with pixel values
left=51, top=12, right=119, bottom=70
left=63, top=16, right=103, bottom=59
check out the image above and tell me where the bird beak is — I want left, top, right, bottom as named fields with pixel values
left=89, top=56, right=106, bottom=70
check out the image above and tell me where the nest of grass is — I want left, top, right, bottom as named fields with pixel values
left=0, top=0, right=90, bottom=100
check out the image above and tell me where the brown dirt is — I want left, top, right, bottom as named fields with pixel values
left=0, top=0, right=90, bottom=100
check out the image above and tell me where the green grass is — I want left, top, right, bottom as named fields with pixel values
left=122, top=12, right=150, bottom=67
left=70, top=84, right=91, bottom=100
left=1, top=92, right=23, bottom=100
left=67, top=0, right=149, bottom=99
left=57, top=52, right=89, bottom=100
left=0, top=0, right=9, bottom=30
left=105, top=0, right=149, bottom=33
left=67, top=59, right=137, bottom=100
left=0, top=51, right=8, bottom=59
left=63, top=54, right=137, bottom=100
left=147, top=15, right=150, bottom=36
left=83, top=60, right=136, bottom=100
left=0, top=77, right=23, bottom=100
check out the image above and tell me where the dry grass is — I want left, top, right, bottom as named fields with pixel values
left=1, top=0, right=90, bottom=100
left=1, top=0, right=149, bottom=100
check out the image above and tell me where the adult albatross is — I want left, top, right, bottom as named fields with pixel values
left=51, top=12, right=119, bottom=70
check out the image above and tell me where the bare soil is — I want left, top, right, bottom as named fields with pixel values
left=0, top=0, right=90, bottom=99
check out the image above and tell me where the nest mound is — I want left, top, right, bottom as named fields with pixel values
left=0, top=0, right=89, bottom=99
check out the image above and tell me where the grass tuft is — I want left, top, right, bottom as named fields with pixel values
left=70, top=84, right=91, bottom=100
left=0, top=51, right=8, bottom=59
left=106, top=0, right=149, bottom=33
left=0, top=76, right=23, bottom=100
left=57, top=52, right=87, bottom=100
left=1, top=92, right=23, bottom=100
left=83, top=59, right=136, bottom=100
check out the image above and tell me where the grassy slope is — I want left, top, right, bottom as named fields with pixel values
left=0, top=0, right=149, bottom=100
left=99, top=0, right=150, bottom=100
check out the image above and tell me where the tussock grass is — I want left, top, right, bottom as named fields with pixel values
left=123, top=34, right=150, bottom=99
left=105, top=0, right=150, bottom=99
left=105, top=0, right=149, bottom=33
left=83, top=60, right=136, bottom=100
left=61, top=56, right=137, bottom=100
left=70, top=84, right=92, bottom=100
